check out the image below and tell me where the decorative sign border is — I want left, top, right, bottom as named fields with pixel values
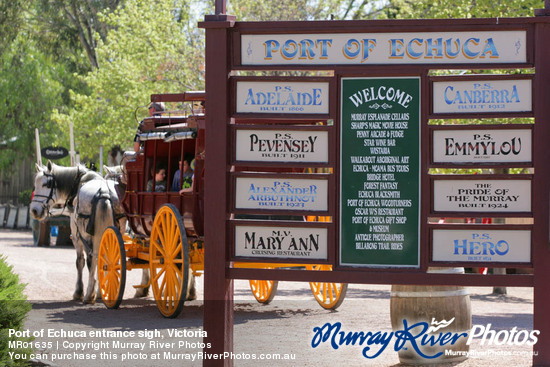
left=432, top=78, right=533, bottom=114
left=431, top=125, right=533, bottom=165
left=234, top=174, right=329, bottom=213
left=241, top=31, right=527, bottom=65
left=234, top=126, right=330, bottom=164
left=235, top=80, right=329, bottom=114
left=432, top=176, right=532, bottom=214
left=234, top=223, right=328, bottom=260
left=431, top=226, right=531, bottom=264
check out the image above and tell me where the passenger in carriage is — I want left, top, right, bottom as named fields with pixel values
left=171, top=154, right=194, bottom=192
left=133, top=101, right=166, bottom=153
left=146, top=163, right=168, bottom=192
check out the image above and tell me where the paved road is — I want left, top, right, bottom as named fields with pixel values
left=1, top=229, right=536, bottom=366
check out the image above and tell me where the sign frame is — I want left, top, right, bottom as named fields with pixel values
left=200, top=14, right=550, bottom=365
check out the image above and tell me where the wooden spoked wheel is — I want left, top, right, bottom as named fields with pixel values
left=306, top=265, right=347, bottom=310
left=249, top=277, right=279, bottom=304
left=150, top=204, right=189, bottom=318
left=98, top=226, right=126, bottom=309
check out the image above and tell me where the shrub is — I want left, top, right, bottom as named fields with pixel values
left=0, top=255, right=33, bottom=366
left=18, top=189, right=33, bottom=206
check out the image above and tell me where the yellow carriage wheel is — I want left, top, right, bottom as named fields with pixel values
left=98, top=226, right=126, bottom=309
left=306, top=265, right=347, bottom=310
left=150, top=204, right=189, bottom=318
left=249, top=277, right=279, bottom=304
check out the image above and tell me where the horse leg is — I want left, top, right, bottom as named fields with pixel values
left=84, top=197, right=116, bottom=304
left=71, top=219, right=85, bottom=301
left=83, top=247, right=98, bottom=304
left=134, top=269, right=150, bottom=298
left=186, top=270, right=196, bottom=301
left=73, top=251, right=85, bottom=301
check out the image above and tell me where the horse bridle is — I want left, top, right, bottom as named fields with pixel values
left=32, top=172, right=57, bottom=214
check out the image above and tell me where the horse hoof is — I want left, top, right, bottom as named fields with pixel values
left=186, top=288, right=197, bottom=301
left=134, top=288, right=149, bottom=298
left=83, top=298, right=96, bottom=305
left=73, top=294, right=83, bottom=301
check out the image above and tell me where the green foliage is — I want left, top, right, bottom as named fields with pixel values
left=0, top=34, right=64, bottom=171
left=18, top=190, right=33, bottom=206
left=0, top=256, right=33, bottom=366
left=374, top=0, right=541, bottom=19
left=0, top=1, right=27, bottom=55
left=53, top=0, right=206, bottom=159
left=229, top=0, right=348, bottom=21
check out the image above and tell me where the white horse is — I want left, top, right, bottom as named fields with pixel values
left=30, top=161, right=126, bottom=304
left=103, top=164, right=150, bottom=298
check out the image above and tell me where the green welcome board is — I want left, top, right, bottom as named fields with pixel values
left=340, top=77, right=420, bottom=267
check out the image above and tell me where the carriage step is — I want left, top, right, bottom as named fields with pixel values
left=128, top=257, right=148, bottom=265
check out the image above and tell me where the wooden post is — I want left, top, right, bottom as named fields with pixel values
left=532, top=19, right=550, bottom=367
left=215, top=0, right=226, bottom=15
left=201, top=13, right=236, bottom=367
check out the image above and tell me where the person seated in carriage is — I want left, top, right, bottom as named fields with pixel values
left=147, top=163, right=168, bottom=192
left=171, top=153, right=194, bottom=192
left=133, top=101, right=166, bottom=153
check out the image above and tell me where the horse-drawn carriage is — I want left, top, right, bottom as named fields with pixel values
left=33, top=92, right=347, bottom=318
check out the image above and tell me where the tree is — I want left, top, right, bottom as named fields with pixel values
left=0, top=34, right=63, bottom=171
left=228, top=0, right=350, bottom=21
left=371, top=0, right=541, bottom=19
left=53, top=0, right=207, bottom=159
left=33, top=0, right=123, bottom=71
left=0, top=1, right=27, bottom=55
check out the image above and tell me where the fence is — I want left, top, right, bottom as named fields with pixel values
left=0, top=156, right=34, bottom=205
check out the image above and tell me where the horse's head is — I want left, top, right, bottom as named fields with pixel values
left=103, top=165, right=126, bottom=184
left=30, top=161, right=58, bottom=221
left=30, top=161, right=87, bottom=220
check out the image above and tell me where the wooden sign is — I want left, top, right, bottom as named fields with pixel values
left=432, top=78, right=532, bottom=114
left=432, top=127, right=532, bottom=164
left=433, top=177, right=532, bottom=213
left=234, top=224, right=328, bottom=260
left=41, top=146, right=69, bottom=160
left=234, top=128, right=329, bottom=163
left=432, top=228, right=531, bottom=263
left=234, top=175, right=329, bottom=212
left=241, top=31, right=527, bottom=65
left=235, top=80, right=329, bottom=114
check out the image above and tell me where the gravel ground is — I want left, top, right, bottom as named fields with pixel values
left=0, top=229, right=538, bottom=366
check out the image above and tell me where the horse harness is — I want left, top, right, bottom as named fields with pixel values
left=33, top=168, right=123, bottom=252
